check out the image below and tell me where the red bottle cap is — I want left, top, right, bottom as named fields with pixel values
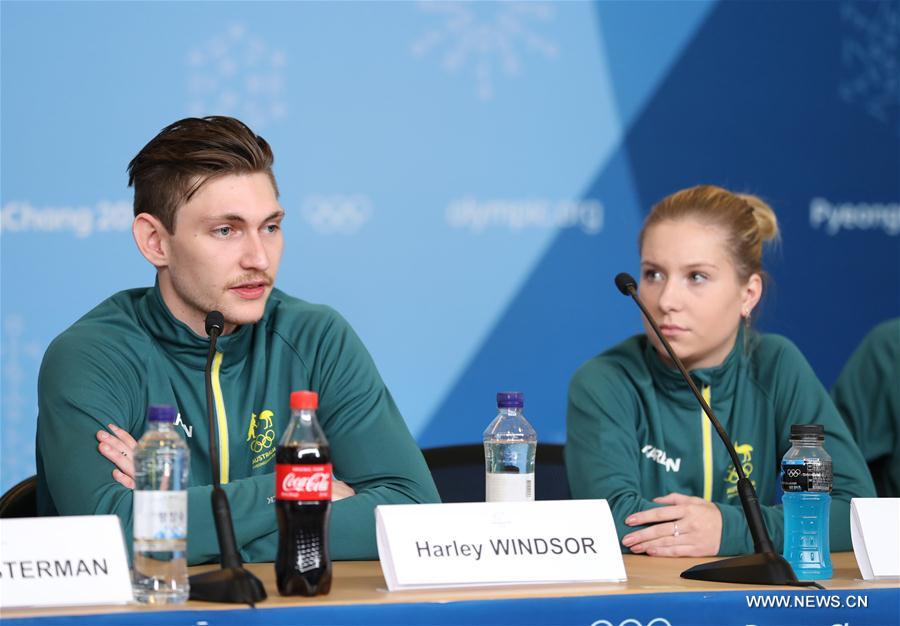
left=290, top=390, right=318, bottom=410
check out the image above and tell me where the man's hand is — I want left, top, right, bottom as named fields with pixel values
left=332, top=479, right=355, bottom=501
left=98, top=423, right=358, bottom=500
left=96, top=424, right=137, bottom=489
left=621, top=492, right=722, bottom=557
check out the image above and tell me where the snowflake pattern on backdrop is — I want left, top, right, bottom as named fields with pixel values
left=1, top=315, right=44, bottom=483
left=839, top=1, right=900, bottom=136
left=411, top=2, right=559, bottom=101
left=187, top=23, right=287, bottom=129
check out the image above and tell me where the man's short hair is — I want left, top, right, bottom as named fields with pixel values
left=127, top=116, right=278, bottom=233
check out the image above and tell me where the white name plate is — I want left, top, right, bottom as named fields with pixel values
left=851, top=498, right=900, bottom=580
left=376, top=499, right=626, bottom=591
left=0, top=515, right=133, bottom=608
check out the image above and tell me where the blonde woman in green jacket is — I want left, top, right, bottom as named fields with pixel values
left=566, top=185, right=875, bottom=557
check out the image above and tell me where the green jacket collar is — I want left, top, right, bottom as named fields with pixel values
left=643, top=325, right=749, bottom=405
left=137, top=282, right=259, bottom=371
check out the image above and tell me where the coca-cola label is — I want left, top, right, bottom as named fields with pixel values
left=276, top=463, right=333, bottom=501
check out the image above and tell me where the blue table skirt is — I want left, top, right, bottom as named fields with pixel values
left=8, top=587, right=899, bottom=626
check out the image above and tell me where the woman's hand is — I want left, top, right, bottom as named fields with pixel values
left=621, top=492, right=723, bottom=557
left=96, top=424, right=138, bottom=489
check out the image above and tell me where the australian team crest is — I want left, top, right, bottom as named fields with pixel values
left=247, top=409, right=276, bottom=469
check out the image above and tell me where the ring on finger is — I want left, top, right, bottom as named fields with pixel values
left=673, top=522, right=681, bottom=537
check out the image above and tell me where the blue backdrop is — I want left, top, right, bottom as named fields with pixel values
left=2, top=1, right=898, bottom=491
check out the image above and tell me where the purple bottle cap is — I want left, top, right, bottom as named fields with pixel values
left=147, top=404, right=177, bottom=423
left=496, top=391, right=523, bottom=408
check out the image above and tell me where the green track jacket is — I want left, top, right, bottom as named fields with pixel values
left=36, top=285, right=439, bottom=564
left=566, top=330, right=876, bottom=556
left=832, top=318, right=900, bottom=498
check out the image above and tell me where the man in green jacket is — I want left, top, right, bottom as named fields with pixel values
left=36, top=116, right=440, bottom=564
left=832, top=318, right=900, bottom=498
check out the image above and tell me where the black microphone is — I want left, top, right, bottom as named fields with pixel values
left=614, top=272, right=802, bottom=586
left=205, top=310, right=224, bottom=337
left=614, top=272, right=636, bottom=296
left=188, top=311, right=267, bottom=605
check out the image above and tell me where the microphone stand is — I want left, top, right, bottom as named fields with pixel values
left=188, top=312, right=267, bottom=605
left=615, top=273, right=804, bottom=586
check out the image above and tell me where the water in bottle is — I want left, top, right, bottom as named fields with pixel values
left=276, top=390, right=333, bottom=596
left=782, top=423, right=832, bottom=580
left=132, top=405, right=190, bottom=603
left=483, top=391, right=537, bottom=502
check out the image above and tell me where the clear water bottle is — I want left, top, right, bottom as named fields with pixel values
left=781, top=423, right=832, bottom=580
left=483, top=391, right=537, bottom=502
left=132, top=405, right=190, bottom=603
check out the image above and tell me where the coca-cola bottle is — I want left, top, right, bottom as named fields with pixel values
left=275, top=390, right=332, bottom=596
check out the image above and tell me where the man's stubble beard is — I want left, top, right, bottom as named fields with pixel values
left=168, top=268, right=273, bottom=332
left=169, top=275, right=254, bottom=331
